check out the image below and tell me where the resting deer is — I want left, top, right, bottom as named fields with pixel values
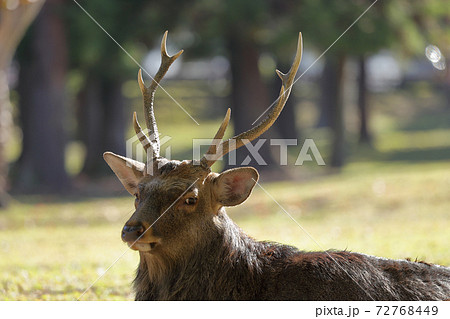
left=104, top=32, right=450, bottom=300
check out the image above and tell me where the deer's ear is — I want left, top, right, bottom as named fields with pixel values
left=103, top=152, right=145, bottom=195
left=213, top=167, right=259, bottom=207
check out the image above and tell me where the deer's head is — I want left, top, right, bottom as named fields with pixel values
left=104, top=31, right=302, bottom=255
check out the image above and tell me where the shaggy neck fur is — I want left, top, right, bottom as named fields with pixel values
left=133, top=210, right=276, bottom=300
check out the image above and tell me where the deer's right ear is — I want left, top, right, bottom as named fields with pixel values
left=213, top=167, right=259, bottom=207
left=103, top=152, right=145, bottom=195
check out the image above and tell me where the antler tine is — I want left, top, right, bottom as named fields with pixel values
left=201, top=32, right=303, bottom=168
left=149, top=31, right=184, bottom=91
left=133, top=112, right=157, bottom=155
left=138, top=31, right=183, bottom=158
left=200, top=108, right=231, bottom=167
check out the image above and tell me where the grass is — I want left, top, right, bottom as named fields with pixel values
left=1, top=83, right=449, bottom=300
left=0, top=160, right=449, bottom=300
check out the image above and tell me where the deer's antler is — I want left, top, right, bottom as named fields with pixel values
left=200, top=32, right=303, bottom=168
left=135, top=31, right=183, bottom=159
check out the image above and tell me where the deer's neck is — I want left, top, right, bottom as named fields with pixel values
left=134, top=209, right=266, bottom=300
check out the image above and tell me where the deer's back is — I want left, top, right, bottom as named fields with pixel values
left=260, top=250, right=450, bottom=300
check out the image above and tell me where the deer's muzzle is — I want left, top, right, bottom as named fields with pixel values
left=121, top=224, right=160, bottom=252
left=122, top=225, right=144, bottom=243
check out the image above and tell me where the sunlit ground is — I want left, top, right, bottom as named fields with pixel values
left=1, top=84, right=449, bottom=300
left=0, top=160, right=449, bottom=300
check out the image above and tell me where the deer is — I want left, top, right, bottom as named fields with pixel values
left=103, top=31, right=450, bottom=301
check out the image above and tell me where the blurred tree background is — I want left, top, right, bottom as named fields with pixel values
left=0, top=0, right=448, bottom=201
left=0, top=0, right=45, bottom=206
left=0, top=0, right=449, bottom=301
left=0, top=0, right=446, bottom=202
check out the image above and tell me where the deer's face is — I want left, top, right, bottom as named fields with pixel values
left=104, top=154, right=258, bottom=253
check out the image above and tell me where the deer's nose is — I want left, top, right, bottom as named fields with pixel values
left=122, top=225, right=145, bottom=243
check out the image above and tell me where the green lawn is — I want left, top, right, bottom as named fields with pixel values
left=0, top=160, right=449, bottom=300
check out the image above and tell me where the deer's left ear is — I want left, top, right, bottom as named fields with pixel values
left=213, top=167, right=259, bottom=207
left=103, top=152, right=145, bottom=195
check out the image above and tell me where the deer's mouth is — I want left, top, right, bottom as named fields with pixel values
left=127, top=241, right=158, bottom=252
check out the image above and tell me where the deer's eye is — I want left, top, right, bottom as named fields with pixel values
left=185, top=197, right=197, bottom=205
left=134, top=193, right=140, bottom=208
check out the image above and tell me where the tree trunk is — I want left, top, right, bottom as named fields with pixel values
left=14, top=0, right=70, bottom=193
left=273, top=60, right=298, bottom=140
left=0, top=71, right=11, bottom=207
left=329, top=56, right=346, bottom=168
left=224, top=34, right=279, bottom=172
left=0, top=0, right=45, bottom=205
left=78, top=75, right=126, bottom=177
left=357, top=56, right=371, bottom=145
left=316, top=58, right=335, bottom=128
left=78, top=74, right=103, bottom=177
left=443, top=58, right=450, bottom=110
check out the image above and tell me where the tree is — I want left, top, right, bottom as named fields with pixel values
left=328, top=56, right=346, bottom=167
left=294, top=0, right=402, bottom=166
left=0, top=0, right=45, bottom=205
left=357, top=56, right=371, bottom=144
left=409, top=0, right=450, bottom=108
left=68, top=0, right=191, bottom=177
left=189, top=0, right=299, bottom=172
left=14, top=0, right=70, bottom=193
left=224, top=25, right=280, bottom=171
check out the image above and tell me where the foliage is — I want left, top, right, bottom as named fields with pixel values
left=412, top=0, right=450, bottom=57
left=67, top=0, right=192, bottom=79
left=290, top=0, right=447, bottom=57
